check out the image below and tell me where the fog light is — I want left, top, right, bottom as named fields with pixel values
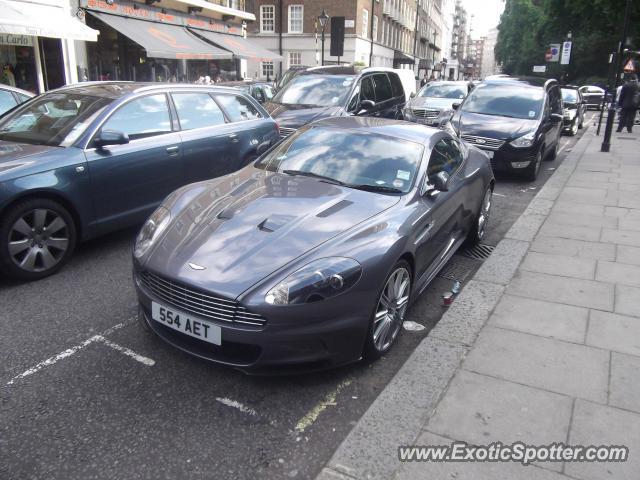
left=511, top=161, right=531, bottom=169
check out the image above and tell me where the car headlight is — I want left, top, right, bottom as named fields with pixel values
left=564, top=109, right=577, bottom=120
left=133, top=206, right=171, bottom=259
left=510, top=130, right=536, bottom=148
left=402, top=107, right=413, bottom=118
left=265, top=257, right=362, bottom=305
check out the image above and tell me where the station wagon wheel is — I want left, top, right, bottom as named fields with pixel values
left=0, top=199, right=77, bottom=281
left=365, top=261, right=411, bottom=359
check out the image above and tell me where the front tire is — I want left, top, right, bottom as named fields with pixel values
left=466, top=187, right=492, bottom=245
left=0, top=198, right=76, bottom=281
left=364, top=260, right=412, bottom=360
left=525, top=149, right=543, bottom=181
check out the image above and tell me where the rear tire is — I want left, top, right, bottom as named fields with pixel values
left=0, top=198, right=77, bottom=281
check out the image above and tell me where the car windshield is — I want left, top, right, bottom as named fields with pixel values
left=255, top=126, right=424, bottom=193
left=0, top=92, right=111, bottom=146
left=562, top=89, right=579, bottom=104
left=272, top=75, right=355, bottom=107
left=461, top=83, right=544, bottom=119
left=419, top=84, right=467, bottom=99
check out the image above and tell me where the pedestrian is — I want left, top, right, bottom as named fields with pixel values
left=420, top=73, right=428, bottom=88
left=616, top=74, right=640, bottom=133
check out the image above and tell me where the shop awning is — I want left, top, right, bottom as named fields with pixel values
left=393, top=51, right=415, bottom=65
left=189, top=28, right=282, bottom=61
left=0, top=0, right=99, bottom=41
left=88, top=11, right=231, bottom=60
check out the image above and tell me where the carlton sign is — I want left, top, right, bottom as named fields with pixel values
left=0, top=34, right=34, bottom=47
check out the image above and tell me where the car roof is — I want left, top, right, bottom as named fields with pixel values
left=425, top=80, right=470, bottom=86
left=308, top=116, right=440, bottom=145
left=482, top=76, right=557, bottom=89
left=43, top=81, right=244, bottom=99
left=0, top=84, right=34, bottom=97
left=300, top=65, right=360, bottom=76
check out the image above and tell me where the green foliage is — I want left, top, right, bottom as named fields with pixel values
left=495, top=0, right=640, bottom=82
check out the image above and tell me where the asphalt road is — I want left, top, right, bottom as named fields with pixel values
left=0, top=113, right=597, bottom=480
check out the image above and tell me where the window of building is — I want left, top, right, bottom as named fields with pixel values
left=288, top=5, right=303, bottom=33
left=372, top=15, right=378, bottom=42
left=362, top=9, right=368, bottom=37
left=289, top=51, right=302, bottom=68
left=261, top=61, right=274, bottom=79
left=172, top=93, right=226, bottom=130
left=214, top=95, right=262, bottom=122
left=260, top=5, right=275, bottom=33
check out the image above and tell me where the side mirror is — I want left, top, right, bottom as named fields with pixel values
left=359, top=99, right=376, bottom=112
left=432, top=171, right=450, bottom=192
left=94, top=129, right=129, bottom=148
left=452, top=102, right=461, bottom=110
left=550, top=113, right=563, bottom=123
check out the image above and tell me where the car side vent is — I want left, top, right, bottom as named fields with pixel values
left=316, top=200, right=353, bottom=218
left=258, top=214, right=296, bottom=232
left=230, top=178, right=257, bottom=197
left=217, top=207, right=234, bottom=220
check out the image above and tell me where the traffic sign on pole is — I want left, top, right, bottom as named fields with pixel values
left=549, top=44, right=560, bottom=62
left=624, top=59, right=635, bottom=72
left=560, top=41, right=572, bottom=65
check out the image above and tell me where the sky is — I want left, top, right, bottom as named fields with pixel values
left=463, top=0, right=506, bottom=38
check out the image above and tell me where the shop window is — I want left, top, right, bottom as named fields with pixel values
left=288, top=5, right=303, bottom=34
left=101, top=94, right=171, bottom=140
left=172, top=93, right=226, bottom=130
left=261, top=61, right=274, bottom=79
left=288, top=52, right=302, bottom=68
left=215, top=94, right=261, bottom=122
left=261, top=5, right=275, bottom=33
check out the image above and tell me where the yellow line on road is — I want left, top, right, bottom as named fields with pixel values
left=295, top=379, right=352, bottom=433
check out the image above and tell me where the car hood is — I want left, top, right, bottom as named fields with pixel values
left=145, top=169, right=400, bottom=299
left=0, top=141, right=62, bottom=177
left=408, top=96, right=460, bottom=110
left=263, top=102, right=344, bottom=129
left=453, top=111, right=539, bottom=141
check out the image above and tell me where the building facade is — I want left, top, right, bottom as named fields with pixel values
left=480, top=27, right=500, bottom=78
left=446, top=0, right=466, bottom=80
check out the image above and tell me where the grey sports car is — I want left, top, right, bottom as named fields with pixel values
left=133, top=117, right=494, bottom=373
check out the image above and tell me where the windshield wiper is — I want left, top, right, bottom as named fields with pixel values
left=282, top=170, right=346, bottom=185
left=349, top=184, right=403, bottom=194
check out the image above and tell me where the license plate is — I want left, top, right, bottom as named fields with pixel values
left=484, top=150, right=494, bottom=159
left=151, top=302, right=221, bottom=345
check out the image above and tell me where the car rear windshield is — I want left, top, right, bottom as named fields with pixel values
left=272, top=74, right=355, bottom=107
left=562, top=89, right=579, bottom=104
left=255, top=126, right=424, bottom=193
left=419, top=84, right=467, bottom=99
left=0, top=93, right=111, bottom=146
left=461, top=83, right=544, bottom=120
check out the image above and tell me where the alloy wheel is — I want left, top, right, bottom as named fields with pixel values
left=477, top=189, right=492, bottom=240
left=8, top=209, right=70, bottom=272
left=373, top=267, right=411, bottom=353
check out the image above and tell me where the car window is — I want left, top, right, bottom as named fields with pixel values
left=272, top=74, right=355, bottom=107
left=373, top=74, right=393, bottom=102
left=214, top=94, right=261, bottom=121
left=16, top=93, right=32, bottom=103
left=549, top=87, right=563, bottom=114
left=427, top=138, right=464, bottom=182
left=361, top=76, right=376, bottom=102
left=262, top=85, right=275, bottom=100
left=101, top=94, right=171, bottom=141
left=172, top=93, right=226, bottom=130
left=0, top=90, right=17, bottom=114
left=253, top=86, right=266, bottom=103
left=462, top=83, right=544, bottom=119
left=389, top=73, right=404, bottom=98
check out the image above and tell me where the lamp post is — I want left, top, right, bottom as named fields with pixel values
left=318, top=8, right=329, bottom=66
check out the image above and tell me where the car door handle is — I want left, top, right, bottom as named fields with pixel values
left=166, top=146, right=179, bottom=155
left=228, top=133, right=239, bottom=143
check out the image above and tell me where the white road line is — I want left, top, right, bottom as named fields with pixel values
left=97, top=336, right=155, bottom=367
left=215, top=397, right=258, bottom=416
left=5, top=317, right=136, bottom=386
left=295, top=379, right=352, bottom=433
left=493, top=192, right=507, bottom=197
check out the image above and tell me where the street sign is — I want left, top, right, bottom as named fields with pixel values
left=533, top=65, right=547, bottom=73
left=624, top=59, right=635, bottom=72
left=549, top=44, right=561, bottom=62
left=560, top=41, right=572, bottom=65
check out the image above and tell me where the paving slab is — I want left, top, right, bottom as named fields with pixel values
left=566, top=400, right=640, bottom=480
left=505, top=214, right=546, bottom=242
left=614, top=284, right=640, bottom=318
left=520, top=252, right=596, bottom=280
left=546, top=211, right=617, bottom=229
left=601, top=228, right=640, bottom=247
left=489, top=294, right=587, bottom=343
left=609, top=352, right=640, bottom=414
left=595, top=261, right=640, bottom=287
left=529, top=236, right=616, bottom=261
left=464, top=327, right=609, bottom=403
left=537, top=222, right=601, bottom=242
left=616, top=245, right=640, bottom=266
left=506, top=270, right=614, bottom=311
left=586, top=310, right=640, bottom=356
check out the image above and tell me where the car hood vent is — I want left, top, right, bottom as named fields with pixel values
left=316, top=200, right=354, bottom=218
left=230, top=178, right=258, bottom=197
left=258, top=214, right=296, bottom=232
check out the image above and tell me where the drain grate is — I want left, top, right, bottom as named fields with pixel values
left=459, top=243, right=496, bottom=260
left=437, top=255, right=479, bottom=281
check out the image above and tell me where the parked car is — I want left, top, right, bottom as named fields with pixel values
left=0, top=84, right=34, bottom=116
left=133, top=116, right=495, bottom=373
left=264, top=66, right=407, bottom=139
left=403, top=81, right=473, bottom=126
left=561, top=86, right=586, bottom=136
left=216, top=80, right=276, bottom=104
left=579, top=85, right=605, bottom=110
left=449, top=76, right=563, bottom=181
left=0, top=82, right=278, bottom=280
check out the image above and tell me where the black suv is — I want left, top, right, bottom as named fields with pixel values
left=264, top=66, right=406, bottom=139
left=449, top=76, right=563, bottom=181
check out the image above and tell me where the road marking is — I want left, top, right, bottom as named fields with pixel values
left=97, top=336, right=155, bottom=366
left=5, top=317, right=136, bottom=386
left=493, top=192, right=507, bottom=197
left=295, top=379, right=352, bottom=433
left=215, top=397, right=258, bottom=416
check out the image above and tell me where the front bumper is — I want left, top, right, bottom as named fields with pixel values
left=134, top=268, right=372, bottom=374
left=476, top=145, right=539, bottom=174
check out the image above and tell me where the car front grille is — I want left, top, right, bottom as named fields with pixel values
left=139, top=270, right=267, bottom=327
left=279, top=127, right=297, bottom=139
left=411, top=108, right=440, bottom=119
left=461, top=134, right=505, bottom=151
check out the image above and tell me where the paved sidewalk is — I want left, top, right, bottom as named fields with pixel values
left=318, top=126, right=640, bottom=480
